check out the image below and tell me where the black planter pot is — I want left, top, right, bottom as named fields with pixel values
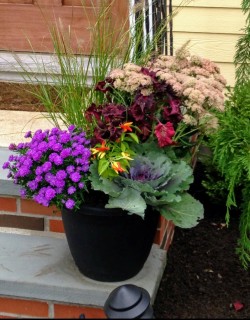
left=61, top=203, right=159, bottom=282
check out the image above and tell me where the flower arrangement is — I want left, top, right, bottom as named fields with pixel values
left=3, top=45, right=227, bottom=229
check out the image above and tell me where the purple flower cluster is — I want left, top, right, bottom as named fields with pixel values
left=3, top=125, right=91, bottom=210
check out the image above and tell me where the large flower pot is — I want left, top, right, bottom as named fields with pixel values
left=61, top=204, right=159, bottom=282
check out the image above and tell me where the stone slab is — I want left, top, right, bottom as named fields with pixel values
left=0, top=147, right=12, bottom=180
left=0, top=110, right=65, bottom=148
left=0, top=228, right=167, bottom=306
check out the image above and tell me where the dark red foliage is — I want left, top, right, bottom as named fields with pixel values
left=88, top=68, right=184, bottom=146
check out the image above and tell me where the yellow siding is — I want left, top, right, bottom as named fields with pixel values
left=174, top=33, right=240, bottom=63
left=173, top=7, right=244, bottom=34
left=172, top=1, right=245, bottom=86
left=173, top=0, right=241, bottom=9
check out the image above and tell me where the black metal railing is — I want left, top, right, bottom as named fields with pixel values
left=132, top=0, right=173, bottom=56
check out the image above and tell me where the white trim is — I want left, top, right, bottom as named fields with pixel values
left=129, top=0, right=136, bottom=60
left=0, top=51, right=93, bottom=84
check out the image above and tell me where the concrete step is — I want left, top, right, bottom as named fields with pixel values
left=0, top=110, right=63, bottom=179
left=0, top=110, right=58, bottom=148
left=0, top=227, right=166, bottom=316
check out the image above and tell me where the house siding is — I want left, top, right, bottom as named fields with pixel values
left=172, top=0, right=245, bottom=86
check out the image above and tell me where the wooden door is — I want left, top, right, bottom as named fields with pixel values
left=0, top=0, right=129, bottom=53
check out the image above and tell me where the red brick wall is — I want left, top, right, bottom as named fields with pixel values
left=0, top=296, right=106, bottom=319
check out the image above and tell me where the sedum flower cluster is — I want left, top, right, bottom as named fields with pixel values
left=107, top=45, right=227, bottom=132
left=3, top=125, right=91, bottom=210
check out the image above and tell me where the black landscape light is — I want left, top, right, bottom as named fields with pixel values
left=104, top=284, right=154, bottom=319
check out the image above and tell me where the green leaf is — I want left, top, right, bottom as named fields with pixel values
left=120, top=142, right=126, bottom=152
left=160, top=193, right=204, bottom=228
left=127, top=133, right=139, bottom=143
left=163, top=161, right=194, bottom=194
left=105, top=188, right=147, bottom=218
left=145, top=193, right=182, bottom=206
left=89, top=162, right=121, bottom=197
left=98, top=158, right=109, bottom=175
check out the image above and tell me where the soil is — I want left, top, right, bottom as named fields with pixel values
left=1, top=82, right=250, bottom=319
left=0, top=82, right=46, bottom=112
left=154, top=165, right=250, bottom=319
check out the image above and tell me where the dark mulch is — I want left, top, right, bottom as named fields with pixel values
left=0, top=82, right=50, bottom=112
left=1, top=82, right=250, bottom=319
left=153, top=166, right=250, bottom=319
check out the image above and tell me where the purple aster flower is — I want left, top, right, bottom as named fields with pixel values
left=66, top=165, right=75, bottom=174
left=75, top=158, right=85, bottom=165
left=27, top=180, right=38, bottom=191
left=37, top=141, right=48, bottom=152
left=17, top=142, right=25, bottom=150
left=59, top=133, right=71, bottom=144
left=78, top=182, right=85, bottom=189
left=72, top=142, right=78, bottom=149
left=81, top=164, right=90, bottom=172
left=49, top=152, right=58, bottom=162
left=48, top=140, right=56, bottom=148
left=53, top=155, right=63, bottom=166
left=83, top=149, right=91, bottom=158
left=34, top=194, right=49, bottom=207
left=18, top=155, right=26, bottom=164
left=8, top=155, right=15, bottom=162
left=52, top=143, right=63, bottom=152
left=54, top=179, right=65, bottom=188
left=33, top=130, right=44, bottom=142
left=20, top=188, right=27, bottom=198
left=4, top=126, right=91, bottom=211
left=45, top=173, right=55, bottom=184
left=45, top=187, right=56, bottom=201
left=68, top=125, right=76, bottom=132
left=32, top=151, right=42, bottom=162
left=23, top=158, right=33, bottom=168
left=75, top=145, right=85, bottom=153
left=56, top=187, right=63, bottom=194
left=2, top=162, right=10, bottom=169
left=9, top=143, right=17, bottom=151
left=50, top=127, right=60, bottom=135
left=56, top=170, right=67, bottom=180
left=60, top=148, right=71, bottom=159
left=42, top=161, right=52, bottom=172
left=67, top=186, right=76, bottom=194
left=48, top=134, right=57, bottom=141
left=70, top=172, right=81, bottom=182
left=35, top=166, right=43, bottom=176
left=35, top=175, right=43, bottom=183
left=65, top=198, right=75, bottom=210
left=24, top=131, right=32, bottom=138
left=18, top=166, right=30, bottom=177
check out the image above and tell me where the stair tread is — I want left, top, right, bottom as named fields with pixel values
left=0, top=228, right=166, bottom=306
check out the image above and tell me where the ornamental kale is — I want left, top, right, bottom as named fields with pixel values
left=3, top=125, right=91, bottom=210
left=89, top=141, right=204, bottom=228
